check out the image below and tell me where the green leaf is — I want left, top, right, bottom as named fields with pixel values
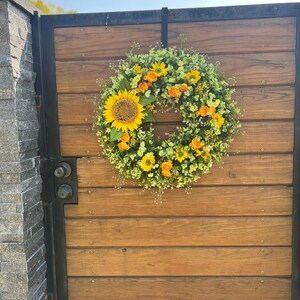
left=140, top=95, right=156, bottom=106
left=110, top=128, right=123, bottom=141
left=119, top=78, right=131, bottom=90
left=143, top=110, right=155, bottom=123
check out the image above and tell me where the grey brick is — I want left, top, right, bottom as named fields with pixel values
left=0, top=1, right=46, bottom=299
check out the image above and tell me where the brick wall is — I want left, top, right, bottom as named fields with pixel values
left=0, top=0, right=46, bottom=299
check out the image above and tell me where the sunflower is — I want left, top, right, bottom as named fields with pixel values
left=175, top=148, right=188, bottom=163
left=185, top=70, right=201, bottom=85
left=211, top=113, right=225, bottom=128
left=151, top=62, right=168, bottom=77
left=103, top=90, right=145, bottom=132
left=141, top=153, right=155, bottom=172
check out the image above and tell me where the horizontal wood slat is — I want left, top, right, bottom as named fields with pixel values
left=65, top=217, right=291, bottom=247
left=68, top=277, right=291, bottom=300
left=54, top=18, right=295, bottom=61
left=76, top=154, right=293, bottom=187
left=54, top=24, right=161, bottom=61
left=168, top=17, right=295, bottom=54
left=57, top=86, right=295, bottom=125
left=55, top=52, right=295, bottom=93
left=64, top=186, right=293, bottom=218
left=59, top=121, right=294, bottom=156
left=67, top=247, right=292, bottom=276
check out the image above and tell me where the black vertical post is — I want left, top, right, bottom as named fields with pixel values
left=292, top=11, right=300, bottom=300
left=161, top=7, right=168, bottom=48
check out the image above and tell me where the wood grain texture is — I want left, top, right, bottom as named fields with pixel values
left=59, top=121, right=294, bottom=156
left=54, top=18, right=295, bottom=61
left=168, top=17, right=295, bottom=54
left=66, top=247, right=292, bottom=276
left=57, top=87, right=295, bottom=125
left=68, top=277, right=291, bottom=300
left=65, top=217, right=291, bottom=247
left=55, top=52, right=295, bottom=93
left=76, top=154, right=293, bottom=187
left=54, top=24, right=161, bottom=61
left=64, top=186, right=293, bottom=217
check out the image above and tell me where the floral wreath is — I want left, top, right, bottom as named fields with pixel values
left=96, top=47, right=240, bottom=194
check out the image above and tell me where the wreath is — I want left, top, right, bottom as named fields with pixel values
left=96, top=47, right=240, bottom=194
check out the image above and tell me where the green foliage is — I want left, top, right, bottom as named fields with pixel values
left=30, top=0, right=77, bottom=15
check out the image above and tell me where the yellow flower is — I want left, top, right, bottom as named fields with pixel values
left=175, top=148, right=188, bottom=163
left=195, top=146, right=211, bottom=161
left=211, top=113, right=225, bottom=128
left=151, top=62, right=168, bottom=77
left=103, top=90, right=145, bottom=132
left=190, top=138, right=203, bottom=150
left=201, top=147, right=211, bottom=161
left=196, top=82, right=208, bottom=93
left=161, top=160, right=172, bottom=177
left=141, top=153, right=155, bottom=172
left=185, top=70, right=201, bottom=85
left=118, top=141, right=130, bottom=151
left=133, top=64, right=145, bottom=74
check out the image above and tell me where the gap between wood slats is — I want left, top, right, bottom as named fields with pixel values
left=64, top=186, right=293, bottom=218
left=55, top=52, right=295, bottom=93
left=59, top=120, right=294, bottom=157
left=76, top=154, right=293, bottom=188
left=57, top=86, right=295, bottom=125
left=54, top=17, right=295, bottom=61
left=67, top=277, right=291, bottom=300
left=66, top=247, right=292, bottom=277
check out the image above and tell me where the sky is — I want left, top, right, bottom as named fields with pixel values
left=48, top=0, right=300, bottom=13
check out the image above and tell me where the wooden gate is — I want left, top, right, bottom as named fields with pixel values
left=32, top=3, right=300, bottom=299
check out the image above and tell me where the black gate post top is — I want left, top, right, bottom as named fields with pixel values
left=161, top=7, right=168, bottom=48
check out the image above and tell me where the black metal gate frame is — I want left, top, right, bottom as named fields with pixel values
left=31, top=3, right=300, bottom=299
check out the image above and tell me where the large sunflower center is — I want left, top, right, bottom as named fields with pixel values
left=112, top=99, right=138, bottom=123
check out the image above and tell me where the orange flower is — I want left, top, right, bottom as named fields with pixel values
left=161, top=160, right=172, bottom=177
left=196, top=106, right=209, bottom=117
left=162, top=170, right=171, bottom=177
left=146, top=71, right=158, bottom=83
left=190, top=138, right=203, bottom=150
left=168, top=86, right=181, bottom=98
left=118, top=141, right=130, bottom=151
left=180, top=83, right=188, bottom=92
left=120, top=133, right=129, bottom=143
left=138, top=82, right=148, bottom=92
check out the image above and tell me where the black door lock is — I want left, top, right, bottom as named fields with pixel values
left=54, top=162, right=72, bottom=178
left=57, top=184, right=73, bottom=200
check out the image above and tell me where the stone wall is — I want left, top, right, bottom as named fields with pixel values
left=0, top=0, right=46, bottom=299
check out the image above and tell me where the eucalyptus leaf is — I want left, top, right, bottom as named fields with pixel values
left=119, top=78, right=131, bottom=90
left=140, top=95, right=156, bottom=106
left=143, top=110, right=155, bottom=123
left=110, top=128, right=123, bottom=141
